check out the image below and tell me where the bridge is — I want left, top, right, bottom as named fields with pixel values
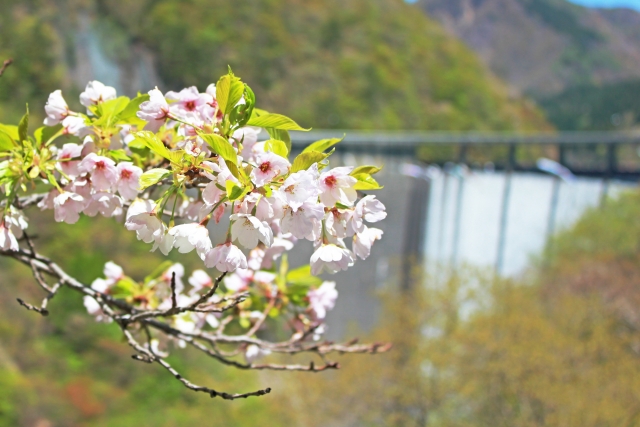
left=291, top=130, right=640, bottom=180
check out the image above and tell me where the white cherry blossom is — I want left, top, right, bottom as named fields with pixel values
left=151, top=224, right=175, bottom=256
left=53, top=192, right=85, bottom=224
left=116, top=162, right=142, bottom=201
left=230, top=213, right=273, bottom=249
left=202, top=180, right=225, bottom=206
left=61, top=116, right=88, bottom=137
left=310, top=243, right=355, bottom=275
left=5, top=207, right=28, bottom=237
left=260, top=235, right=295, bottom=269
left=280, top=201, right=324, bottom=240
left=84, top=192, right=123, bottom=217
left=0, top=220, right=19, bottom=251
left=319, top=166, right=357, bottom=207
left=104, top=261, right=124, bottom=283
left=250, top=152, right=290, bottom=187
left=168, top=223, right=213, bottom=258
left=204, top=243, right=248, bottom=272
left=125, top=199, right=163, bottom=244
left=352, top=226, right=383, bottom=260
left=80, top=81, right=117, bottom=108
left=245, top=344, right=271, bottom=364
left=56, top=143, right=82, bottom=178
left=356, top=195, right=387, bottom=223
left=307, top=281, right=338, bottom=320
left=274, top=164, right=320, bottom=211
left=43, top=90, right=69, bottom=126
left=90, top=278, right=111, bottom=293
left=137, top=88, right=170, bottom=131
left=83, top=296, right=109, bottom=322
left=188, top=270, right=212, bottom=294
left=224, top=268, right=253, bottom=293
left=79, top=153, right=118, bottom=191
left=165, top=86, right=211, bottom=118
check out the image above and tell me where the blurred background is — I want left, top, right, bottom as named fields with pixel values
left=2, top=0, right=640, bottom=425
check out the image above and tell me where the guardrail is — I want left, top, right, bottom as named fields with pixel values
left=289, top=130, right=640, bottom=180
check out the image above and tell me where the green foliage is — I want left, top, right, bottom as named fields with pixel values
left=291, top=150, right=328, bottom=172
left=199, top=132, right=239, bottom=166
left=540, top=79, right=640, bottom=130
left=94, top=0, right=548, bottom=131
left=0, top=1, right=64, bottom=125
left=139, top=168, right=171, bottom=189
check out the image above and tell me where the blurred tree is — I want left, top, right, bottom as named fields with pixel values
left=272, top=190, right=640, bottom=426
left=0, top=0, right=550, bottom=132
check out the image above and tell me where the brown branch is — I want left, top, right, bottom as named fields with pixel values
left=120, top=325, right=271, bottom=400
left=170, top=272, right=177, bottom=309
left=1, top=246, right=391, bottom=400
left=246, top=297, right=275, bottom=337
left=0, top=58, right=12, bottom=77
left=118, top=272, right=228, bottom=323
left=16, top=297, right=49, bottom=316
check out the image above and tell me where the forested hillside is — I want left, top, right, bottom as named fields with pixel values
left=0, top=0, right=549, bottom=130
left=540, top=80, right=640, bottom=130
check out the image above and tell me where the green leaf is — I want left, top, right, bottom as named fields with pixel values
left=118, top=94, right=149, bottom=122
left=291, top=150, right=328, bottom=172
left=108, top=149, right=132, bottom=161
left=265, top=128, right=291, bottom=153
left=302, top=136, right=343, bottom=154
left=215, top=75, right=231, bottom=115
left=215, top=70, right=244, bottom=115
left=18, top=106, right=29, bottom=142
left=0, top=131, right=15, bottom=151
left=198, top=132, right=238, bottom=166
left=352, top=173, right=383, bottom=190
left=144, top=260, right=174, bottom=285
left=132, top=131, right=172, bottom=160
left=351, top=165, right=382, bottom=176
left=139, top=168, right=171, bottom=190
left=93, top=96, right=130, bottom=127
left=224, top=159, right=242, bottom=181
left=34, top=125, right=62, bottom=146
left=264, top=139, right=289, bottom=158
left=110, top=277, right=138, bottom=299
left=167, top=150, right=185, bottom=167
left=0, top=125, right=19, bottom=141
left=286, top=265, right=322, bottom=287
left=227, top=86, right=245, bottom=116
left=247, top=113, right=309, bottom=131
left=225, top=180, right=245, bottom=201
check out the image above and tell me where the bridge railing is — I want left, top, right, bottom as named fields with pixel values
left=289, top=130, right=640, bottom=180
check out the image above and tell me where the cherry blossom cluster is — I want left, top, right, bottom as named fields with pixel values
left=0, top=70, right=386, bottom=345
left=0, top=69, right=391, bottom=399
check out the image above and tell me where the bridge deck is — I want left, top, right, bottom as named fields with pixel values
left=289, top=130, right=640, bottom=180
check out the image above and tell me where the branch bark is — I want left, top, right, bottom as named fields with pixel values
left=1, top=245, right=390, bottom=400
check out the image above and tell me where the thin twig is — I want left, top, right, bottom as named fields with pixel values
left=246, top=297, right=275, bottom=337
left=0, top=58, right=12, bottom=77
left=1, top=246, right=391, bottom=400
left=170, top=272, right=177, bottom=309
left=16, top=298, right=49, bottom=316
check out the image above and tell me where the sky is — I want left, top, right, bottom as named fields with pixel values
left=567, top=0, right=640, bottom=10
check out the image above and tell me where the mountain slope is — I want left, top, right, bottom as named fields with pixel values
left=418, top=0, right=640, bottom=97
left=0, top=0, right=550, bottom=131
